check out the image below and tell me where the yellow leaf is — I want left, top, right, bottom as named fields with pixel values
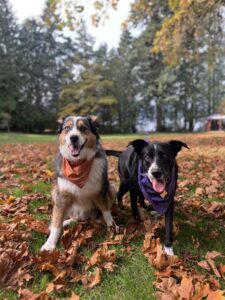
left=8, top=195, right=15, bottom=202
left=44, top=169, right=54, bottom=177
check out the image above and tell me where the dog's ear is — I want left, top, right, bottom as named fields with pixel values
left=57, top=118, right=64, bottom=134
left=169, top=140, right=189, bottom=157
left=87, top=115, right=100, bottom=139
left=89, top=115, right=99, bottom=129
left=57, top=115, right=69, bottom=134
left=130, top=139, right=148, bottom=155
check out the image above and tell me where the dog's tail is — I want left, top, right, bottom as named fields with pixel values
left=105, top=149, right=122, bottom=157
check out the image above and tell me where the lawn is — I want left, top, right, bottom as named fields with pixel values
left=0, top=131, right=194, bottom=144
left=0, top=132, right=224, bottom=299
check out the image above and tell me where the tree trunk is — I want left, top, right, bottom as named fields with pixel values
left=156, top=101, right=163, bottom=131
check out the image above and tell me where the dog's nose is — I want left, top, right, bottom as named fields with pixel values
left=70, top=135, right=79, bottom=144
left=151, top=170, right=162, bottom=179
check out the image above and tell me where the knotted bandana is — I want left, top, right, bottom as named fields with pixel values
left=138, top=160, right=176, bottom=215
left=63, top=157, right=95, bottom=188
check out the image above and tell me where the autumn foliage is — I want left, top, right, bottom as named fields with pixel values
left=0, top=132, right=225, bottom=299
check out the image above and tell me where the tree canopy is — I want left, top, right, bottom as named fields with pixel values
left=0, top=0, right=224, bottom=132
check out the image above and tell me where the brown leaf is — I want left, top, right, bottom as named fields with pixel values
left=191, top=282, right=210, bottom=300
left=0, top=243, right=32, bottom=290
left=89, top=267, right=102, bottom=288
left=45, top=282, right=54, bottom=294
left=195, top=187, right=205, bottom=196
left=197, top=260, right=211, bottom=271
left=219, top=264, right=225, bottom=279
left=68, top=292, right=80, bottom=300
left=205, top=251, right=222, bottom=260
left=206, top=290, right=225, bottom=300
left=207, top=258, right=221, bottom=278
left=32, top=249, right=60, bottom=264
left=87, top=245, right=116, bottom=267
left=155, top=276, right=177, bottom=292
left=18, top=288, right=47, bottom=300
left=39, top=262, right=61, bottom=276
left=192, top=236, right=200, bottom=248
left=176, top=275, right=194, bottom=299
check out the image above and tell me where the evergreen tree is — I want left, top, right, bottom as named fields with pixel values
left=0, top=0, right=21, bottom=130
left=59, top=26, right=117, bottom=132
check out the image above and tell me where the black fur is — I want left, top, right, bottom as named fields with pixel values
left=107, top=139, right=188, bottom=250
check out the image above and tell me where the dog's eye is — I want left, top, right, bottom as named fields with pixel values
left=64, top=126, right=71, bottom=132
left=144, top=155, right=151, bottom=162
left=79, top=126, right=88, bottom=133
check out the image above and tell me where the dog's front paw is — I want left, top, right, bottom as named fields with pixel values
left=164, top=246, right=174, bottom=256
left=108, top=224, right=120, bottom=234
left=41, top=241, right=56, bottom=252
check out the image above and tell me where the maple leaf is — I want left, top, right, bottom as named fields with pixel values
left=18, top=288, right=47, bottom=300
left=88, top=267, right=102, bottom=288
left=206, top=259, right=221, bottom=278
left=32, top=249, right=60, bottom=265
left=206, top=290, right=225, bottom=300
left=0, top=242, right=33, bottom=290
left=191, top=282, right=210, bottom=300
left=87, top=245, right=116, bottom=268
left=205, top=251, right=222, bottom=260
left=156, top=290, right=178, bottom=300
left=195, top=187, right=205, bottom=196
left=176, top=275, right=194, bottom=299
left=197, top=260, right=211, bottom=272
left=68, top=292, right=81, bottom=300
left=219, top=264, right=225, bottom=279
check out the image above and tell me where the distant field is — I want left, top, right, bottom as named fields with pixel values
left=0, top=133, right=57, bottom=144
left=0, top=131, right=201, bottom=144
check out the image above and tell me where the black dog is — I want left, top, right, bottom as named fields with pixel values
left=106, top=139, right=188, bottom=255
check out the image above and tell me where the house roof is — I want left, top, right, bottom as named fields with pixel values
left=206, top=114, right=225, bottom=120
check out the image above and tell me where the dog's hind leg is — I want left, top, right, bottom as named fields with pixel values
left=63, top=218, right=74, bottom=227
left=129, top=183, right=140, bottom=221
left=93, top=195, right=119, bottom=233
left=164, top=202, right=174, bottom=256
left=117, top=182, right=128, bottom=209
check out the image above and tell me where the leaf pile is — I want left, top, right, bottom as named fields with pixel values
left=142, top=219, right=224, bottom=300
left=0, top=134, right=225, bottom=299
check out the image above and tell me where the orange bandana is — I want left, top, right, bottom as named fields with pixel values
left=63, top=157, right=95, bottom=188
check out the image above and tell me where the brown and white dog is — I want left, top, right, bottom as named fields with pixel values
left=41, top=115, right=118, bottom=251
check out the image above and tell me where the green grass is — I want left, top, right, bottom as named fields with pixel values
left=78, top=240, right=156, bottom=300
left=0, top=132, right=56, bottom=144
left=29, top=234, right=156, bottom=299
left=0, top=131, right=189, bottom=144
left=1, top=132, right=224, bottom=298
left=0, top=187, right=26, bottom=198
left=31, top=182, right=52, bottom=194
left=0, top=289, right=17, bottom=300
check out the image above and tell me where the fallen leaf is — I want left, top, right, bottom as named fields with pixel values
left=89, top=267, right=102, bottom=288
left=176, top=275, right=194, bottom=299
left=206, top=290, right=225, bottom=300
left=207, top=258, right=221, bottom=278
left=197, top=260, right=211, bottom=272
left=68, top=292, right=80, bottom=300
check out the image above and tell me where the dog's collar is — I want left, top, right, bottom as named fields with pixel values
left=63, top=157, right=95, bottom=188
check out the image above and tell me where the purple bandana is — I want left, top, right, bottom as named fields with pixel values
left=138, top=160, right=176, bottom=215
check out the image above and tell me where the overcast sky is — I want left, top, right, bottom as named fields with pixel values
left=9, top=0, right=133, bottom=49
